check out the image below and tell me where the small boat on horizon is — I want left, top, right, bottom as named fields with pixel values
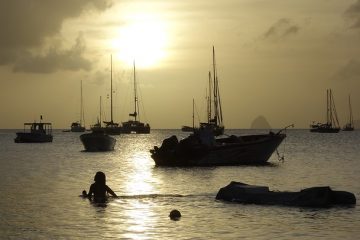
left=343, top=94, right=354, bottom=131
left=71, top=80, right=86, bottom=132
left=199, top=47, right=224, bottom=136
left=92, top=55, right=121, bottom=135
left=15, top=116, right=53, bottom=143
left=310, top=89, right=340, bottom=133
left=121, top=61, right=150, bottom=134
left=63, top=80, right=86, bottom=133
left=181, top=125, right=195, bottom=132
left=181, top=47, right=224, bottom=136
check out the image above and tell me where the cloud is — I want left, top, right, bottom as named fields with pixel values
left=344, top=0, right=360, bottom=29
left=13, top=34, right=91, bottom=73
left=263, top=18, right=300, bottom=40
left=332, top=59, right=360, bottom=82
left=0, top=0, right=111, bottom=72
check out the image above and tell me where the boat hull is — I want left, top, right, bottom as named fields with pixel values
left=121, top=126, right=150, bottom=134
left=104, top=127, right=122, bottom=135
left=310, top=127, right=340, bottom=133
left=80, top=133, right=116, bottom=151
left=14, top=133, right=53, bottom=143
left=71, top=126, right=86, bottom=132
left=150, top=133, right=286, bottom=166
left=121, top=121, right=150, bottom=134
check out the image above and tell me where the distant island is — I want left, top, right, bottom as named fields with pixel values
left=250, top=115, right=272, bottom=129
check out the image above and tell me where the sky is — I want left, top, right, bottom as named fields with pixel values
left=1, top=0, right=360, bottom=129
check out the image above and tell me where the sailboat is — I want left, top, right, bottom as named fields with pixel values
left=121, top=61, right=150, bottom=134
left=199, top=46, right=224, bottom=136
left=310, top=89, right=340, bottom=133
left=70, top=80, right=86, bottom=132
left=151, top=47, right=289, bottom=166
left=343, top=95, right=354, bottom=131
left=102, top=55, right=121, bottom=135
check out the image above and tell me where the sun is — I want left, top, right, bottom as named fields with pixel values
left=111, top=12, right=168, bottom=68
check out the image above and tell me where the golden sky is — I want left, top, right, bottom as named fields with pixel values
left=1, top=0, right=359, bottom=129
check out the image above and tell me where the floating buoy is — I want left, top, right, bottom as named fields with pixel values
left=169, top=209, right=181, bottom=220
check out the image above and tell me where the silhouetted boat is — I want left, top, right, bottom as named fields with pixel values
left=121, top=61, right=150, bottom=134
left=80, top=129, right=116, bottom=152
left=181, top=125, right=195, bottom=132
left=84, top=96, right=116, bottom=151
left=95, top=55, right=121, bottom=135
left=71, top=122, right=85, bottom=132
left=199, top=46, right=224, bottom=136
left=343, top=95, right=354, bottom=131
left=15, top=117, right=53, bottom=143
left=310, top=89, right=340, bottom=133
left=151, top=125, right=289, bottom=167
left=70, top=80, right=86, bottom=132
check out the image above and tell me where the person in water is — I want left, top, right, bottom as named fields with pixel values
left=87, top=171, right=118, bottom=203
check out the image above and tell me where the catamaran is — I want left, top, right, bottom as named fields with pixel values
left=101, top=55, right=121, bottom=135
left=70, top=80, right=86, bottom=132
left=121, top=61, right=150, bottom=134
left=310, top=89, right=340, bottom=133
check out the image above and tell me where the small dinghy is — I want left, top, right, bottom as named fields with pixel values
left=80, top=129, right=116, bottom=152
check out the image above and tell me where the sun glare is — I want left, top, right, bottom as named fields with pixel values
left=111, top=12, right=168, bottom=68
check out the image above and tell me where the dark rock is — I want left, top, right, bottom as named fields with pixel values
left=216, top=181, right=356, bottom=207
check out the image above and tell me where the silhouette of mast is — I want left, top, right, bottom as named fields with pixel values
left=80, top=80, right=85, bottom=126
left=110, top=55, right=113, bottom=123
left=133, top=60, right=138, bottom=121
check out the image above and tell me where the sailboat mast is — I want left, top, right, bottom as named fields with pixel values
left=212, top=46, right=218, bottom=124
left=100, top=96, right=102, bottom=127
left=208, top=71, right=212, bottom=123
left=330, top=89, right=333, bottom=126
left=133, top=61, right=138, bottom=121
left=80, top=80, right=85, bottom=126
left=326, top=89, right=329, bottom=125
left=192, top=98, right=195, bottom=129
left=349, top=95, right=353, bottom=126
left=110, top=55, right=113, bottom=123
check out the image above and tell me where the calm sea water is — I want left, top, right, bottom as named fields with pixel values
left=0, top=129, right=359, bottom=239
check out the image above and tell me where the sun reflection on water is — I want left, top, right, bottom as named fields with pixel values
left=124, top=154, right=154, bottom=195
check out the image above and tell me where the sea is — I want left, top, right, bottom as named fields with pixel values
left=0, top=129, right=359, bottom=240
